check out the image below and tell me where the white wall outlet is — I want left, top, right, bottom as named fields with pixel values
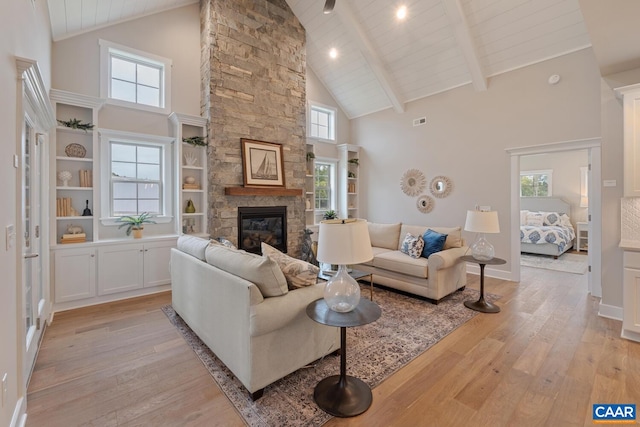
left=6, top=225, right=15, bottom=251
left=1, top=373, right=7, bottom=407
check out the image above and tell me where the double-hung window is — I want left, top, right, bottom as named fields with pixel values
left=309, top=103, right=336, bottom=141
left=314, top=159, right=337, bottom=222
left=99, top=130, right=174, bottom=224
left=520, top=169, right=552, bottom=197
left=99, top=39, right=172, bottom=114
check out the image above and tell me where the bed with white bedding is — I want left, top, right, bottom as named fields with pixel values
left=520, top=197, right=575, bottom=258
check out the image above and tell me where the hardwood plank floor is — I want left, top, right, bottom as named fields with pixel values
left=27, top=266, right=640, bottom=426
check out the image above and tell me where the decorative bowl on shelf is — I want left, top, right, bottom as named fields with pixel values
left=65, top=143, right=86, bottom=158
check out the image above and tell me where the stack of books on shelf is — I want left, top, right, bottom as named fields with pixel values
left=56, top=197, right=78, bottom=217
left=348, top=183, right=357, bottom=193
left=60, top=233, right=86, bottom=244
left=182, top=183, right=200, bottom=190
left=79, top=169, right=92, bottom=187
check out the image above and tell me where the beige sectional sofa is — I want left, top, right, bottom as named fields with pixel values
left=355, top=223, right=468, bottom=303
left=170, top=236, right=340, bottom=400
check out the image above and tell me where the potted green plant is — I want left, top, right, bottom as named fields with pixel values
left=116, top=212, right=156, bottom=238
left=323, top=210, right=337, bottom=220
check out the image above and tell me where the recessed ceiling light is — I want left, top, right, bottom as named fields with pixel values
left=329, top=48, right=338, bottom=59
left=396, top=5, right=407, bottom=20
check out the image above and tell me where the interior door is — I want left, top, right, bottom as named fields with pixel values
left=22, top=122, right=45, bottom=385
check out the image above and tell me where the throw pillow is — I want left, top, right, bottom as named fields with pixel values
left=204, top=244, right=288, bottom=297
left=261, top=242, right=320, bottom=290
left=215, top=237, right=237, bottom=249
left=176, top=235, right=210, bottom=261
left=541, top=211, right=562, bottom=226
left=421, top=229, right=448, bottom=258
left=400, top=233, right=424, bottom=259
left=520, top=210, right=529, bottom=225
left=525, top=212, right=544, bottom=227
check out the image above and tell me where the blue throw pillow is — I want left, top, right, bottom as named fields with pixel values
left=422, top=229, right=448, bottom=258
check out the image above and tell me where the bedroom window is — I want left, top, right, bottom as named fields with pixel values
left=520, top=170, right=552, bottom=197
left=99, top=39, right=172, bottom=114
left=309, top=103, right=336, bottom=141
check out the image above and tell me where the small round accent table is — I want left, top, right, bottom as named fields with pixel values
left=306, top=298, right=381, bottom=417
left=460, top=255, right=506, bottom=313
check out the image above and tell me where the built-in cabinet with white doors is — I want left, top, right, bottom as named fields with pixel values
left=49, top=90, right=188, bottom=311
left=616, top=83, right=640, bottom=342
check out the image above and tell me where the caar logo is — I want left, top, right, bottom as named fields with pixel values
left=593, top=404, right=636, bottom=423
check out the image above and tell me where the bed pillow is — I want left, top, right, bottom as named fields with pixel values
left=541, top=211, right=562, bottom=226
left=421, top=229, right=448, bottom=258
left=525, top=212, right=544, bottom=227
left=261, top=242, right=319, bottom=290
left=559, top=213, right=573, bottom=228
left=520, top=210, right=529, bottom=225
left=400, top=233, right=424, bottom=259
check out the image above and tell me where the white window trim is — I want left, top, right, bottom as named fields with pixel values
left=520, top=169, right=553, bottom=197
left=98, top=129, right=175, bottom=225
left=99, top=39, right=172, bottom=114
left=314, top=157, right=338, bottom=215
left=308, top=101, right=337, bottom=143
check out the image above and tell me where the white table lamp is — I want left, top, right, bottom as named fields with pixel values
left=464, top=210, right=500, bottom=261
left=317, top=219, right=373, bottom=312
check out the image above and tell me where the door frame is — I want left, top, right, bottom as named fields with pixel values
left=506, top=137, right=602, bottom=297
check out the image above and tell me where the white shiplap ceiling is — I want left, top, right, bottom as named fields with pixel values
left=47, top=0, right=593, bottom=119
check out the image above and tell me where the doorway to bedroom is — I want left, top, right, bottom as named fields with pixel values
left=519, top=149, right=589, bottom=275
left=508, top=138, right=602, bottom=298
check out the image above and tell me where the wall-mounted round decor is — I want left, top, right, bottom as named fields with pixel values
left=400, top=169, right=426, bottom=197
left=416, top=195, right=434, bottom=213
left=430, top=175, right=453, bottom=198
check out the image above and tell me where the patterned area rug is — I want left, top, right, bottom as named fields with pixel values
left=521, top=252, right=588, bottom=274
left=162, top=286, right=496, bottom=427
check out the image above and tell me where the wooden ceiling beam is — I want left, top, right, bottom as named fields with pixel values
left=334, top=0, right=405, bottom=113
left=441, top=0, right=487, bottom=91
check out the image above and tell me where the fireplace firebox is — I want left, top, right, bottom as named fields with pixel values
left=237, top=206, right=287, bottom=254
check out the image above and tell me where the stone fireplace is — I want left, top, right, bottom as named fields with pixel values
left=201, top=0, right=307, bottom=256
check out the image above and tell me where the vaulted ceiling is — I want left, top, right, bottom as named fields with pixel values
left=46, top=0, right=638, bottom=119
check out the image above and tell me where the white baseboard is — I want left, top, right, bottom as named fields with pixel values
left=598, top=302, right=623, bottom=321
left=465, top=263, right=512, bottom=281
left=621, top=329, right=640, bottom=343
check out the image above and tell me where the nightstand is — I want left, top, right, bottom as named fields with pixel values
left=577, top=222, right=589, bottom=252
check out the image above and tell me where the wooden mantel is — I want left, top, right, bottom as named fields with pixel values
left=224, top=187, right=303, bottom=197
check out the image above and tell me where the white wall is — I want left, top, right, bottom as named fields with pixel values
left=0, top=1, right=52, bottom=425
left=520, top=150, right=589, bottom=227
left=351, top=48, right=601, bottom=277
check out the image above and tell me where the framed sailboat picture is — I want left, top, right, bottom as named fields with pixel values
left=241, top=138, right=285, bottom=187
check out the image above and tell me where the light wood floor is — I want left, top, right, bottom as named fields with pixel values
left=27, top=266, right=639, bottom=426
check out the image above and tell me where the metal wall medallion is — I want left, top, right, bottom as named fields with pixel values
left=430, top=175, right=453, bottom=198
left=400, top=169, right=426, bottom=197
left=416, top=195, right=434, bottom=213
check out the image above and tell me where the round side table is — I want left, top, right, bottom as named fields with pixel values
left=460, top=255, right=505, bottom=313
left=306, top=298, right=381, bottom=417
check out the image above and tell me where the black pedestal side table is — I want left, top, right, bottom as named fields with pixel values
left=460, top=255, right=506, bottom=313
left=306, top=298, right=381, bottom=417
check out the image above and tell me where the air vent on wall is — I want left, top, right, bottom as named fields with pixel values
left=413, top=117, right=427, bottom=127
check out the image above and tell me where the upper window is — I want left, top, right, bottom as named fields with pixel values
left=520, top=169, right=552, bottom=197
left=99, top=129, right=174, bottom=224
left=309, top=103, right=336, bottom=141
left=99, top=39, right=172, bottom=114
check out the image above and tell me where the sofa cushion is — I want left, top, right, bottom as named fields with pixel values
left=261, top=242, right=319, bottom=290
left=400, top=225, right=463, bottom=250
left=205, top=244, right=288, bottom=297
left=400, top=233, right=424, bottom=259
left=367, top=222, right=402, bottom=250
left=177, top=235, right=210, bottom=261
left=422, top=229, right=448, bottom=258
left=374, top=250, right=428, bottom=278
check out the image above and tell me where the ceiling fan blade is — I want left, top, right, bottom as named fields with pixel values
left=323, top=0, right=335, bottom=14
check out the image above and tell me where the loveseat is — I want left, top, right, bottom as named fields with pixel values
left=355, top=223, right=468, bottom=303
left=170, top=235, right=340, bottom=400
